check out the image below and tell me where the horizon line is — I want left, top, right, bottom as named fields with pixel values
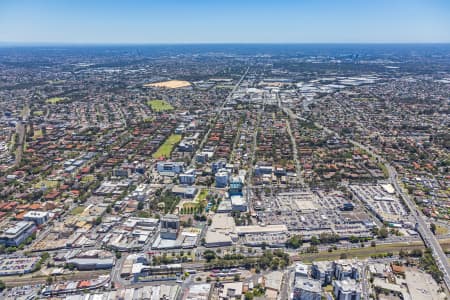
left=1, top=41, right=450, bottom=47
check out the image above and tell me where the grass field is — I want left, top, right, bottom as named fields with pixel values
left=70, top=206, right=86, bottom=215
left=436, top=224, right=448, bottom=235
left=81, top=174, right=95, bottom=183
left=45, top=97, right=67, bottom=104
left=33, top=129, right=43, bottom=140
left=34, top=180, right=59, bottom=190
left=144, top=80, right=191, bottom=89
left=197, top=189, right=209, bottom=202
left=152, top=134, right=182, bottom=158
left=147, top=99, right=174, bottom=112
left=33, top=110, right=44, bottom=116
left=295, top=241, right=428, bottom=263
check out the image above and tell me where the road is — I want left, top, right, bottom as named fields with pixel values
left=313, top=120, right=450, bottom=292
left=189, top=67, right=249, bottom=168
left=280, top=105, right=305, bottom=186
left=361, top=261, right=370, bottom=299
left=280, top=267, right=294, bottom=300
left=246, top=109, right=262, bottom=215
left=111, top=255, right=126, bottom=288
left=388, top=164, right=450, bottom=291
left=14, top=103, right=29, bottom=167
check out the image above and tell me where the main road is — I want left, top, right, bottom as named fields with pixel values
left=13, top=102, right=30, bottom=167
left=388, top=164, right=450, bottom=291
left=189, top=67, right=249, bottom=168
left=313, top=120, right=450, bottom=291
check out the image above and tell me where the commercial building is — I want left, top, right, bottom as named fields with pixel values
left=156, top=161, right=185, bottom=174
left=172, top=185, right=197, bottom=198
left=235, top=224, right=288, bottom=236
left=220, top=282, right=243, bottom=300
left=255, top=165, right=273, bottom=176
left=204, top=213, right=236, bottom=247
left=212, top=159, right=227, bottom=174
left=228, top=177, right=243, bottom=196
left=215, top=169, right=229, bottom=188
left=0, top=221, right=36, bottom=246
left=264, top=271, right=284, bottom=299
left=184, top=283, right=212, bottom=300
left=74, top=285, right=180, bottom=300
left=160, top=214, right=180, bottom=240
left=24, top=211, right=49, bottom=225
left=0, top=256, right=40, bottom=276
left=131, top=263, right=182, bottom=282
left=180, top=169, right=196, bottom=185
left=67, top=257, right=114, bottom=270
left=230, top=195, right=247, bottom=212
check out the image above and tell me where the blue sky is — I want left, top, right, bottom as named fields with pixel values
left=0, top=0, right=449, bottom=44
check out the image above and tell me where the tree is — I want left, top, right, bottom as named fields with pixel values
left=349, top=235, right=359, bottom=243
left=378, top=227, right=389, bottom=239
left=203, top=250, right=216, bottom=262
left=286, top=235, right=302, bottom=249
left=306, top=245, right=318, bottom=253
left=94, top=216, right=102, bottom=225
left=319, top=233, right=339, bottom=244
left=310, top=236, right=320, bottom=245
left=0, top=280, right=5, bottom=291
left=411, top=249, right=423, bottom=257
left=137, top=201, right=144, bottom=210
left=430, top=223, right=437, bottom=235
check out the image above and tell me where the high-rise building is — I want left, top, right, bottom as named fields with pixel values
left=160, top=214, right=180, bottom=240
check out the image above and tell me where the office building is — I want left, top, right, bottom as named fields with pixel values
left=24, top=211, right=49, bottom=225
left=0, top=221, right=36, bottom=246
left=160, top=214, right=180, bottom=240
left=215, top=169, right=229, bottom=188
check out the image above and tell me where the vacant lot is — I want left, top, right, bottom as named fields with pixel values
left=144, top=80, right=191, bottom=89
left=152, top=134, right=182, bottom=159
left=70, top=206, right=86, bottom=215
left=146, top=99, right=174, bottom=112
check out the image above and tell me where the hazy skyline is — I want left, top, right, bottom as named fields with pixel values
left=1, top=0, right=450, bottom=44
